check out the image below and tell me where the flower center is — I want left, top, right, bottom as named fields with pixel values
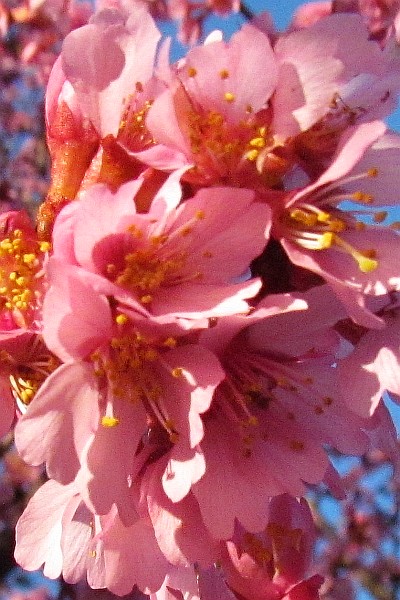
left=0, top=228, right=50, bottom=326
left=91, top=315, right=184, bottom=442
left=1, top=336, right=60, bottom=410
left=106, top=214, right=206, bottom=305
left=282, top=204, right=378, bottom=273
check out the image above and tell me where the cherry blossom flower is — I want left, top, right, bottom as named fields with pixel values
left=140, top=11, right=400, bottom=188
left=45, top=176, right=269, bottom=325
left=221, top=495, right=324, bottom=600
left=271, top=121, right=400, bottom=327
left=14, top=478, right=170, bottom=595
left=0, top=210, right=55, bottom=437
left=15, top=170, right=273, bottom=517
left=141, top=22, right=279, bottom=185
left=191, top=286, right=369, bottom=539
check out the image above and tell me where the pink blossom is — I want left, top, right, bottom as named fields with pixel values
left=271, top=121, right=400, bottom=327
left=61, top=3, right=161, bottom=139
left=0, top=210, right=56, bottom=437
left=221, top=495, right=324, bottom=600
left=338, top=294, right=400, bottom=415
left=333, top=0, right=400, bottom=43
left=15, top=181, right=241, bottom=513
left=142, top=23, right=279, bottom=184
left=46, top=176, right=269, bottom=326
left=14, top=478, right=170, bottom=595
left=191, top=287, right=369, bottom=539
left=272, top=13, right=400, bottom=141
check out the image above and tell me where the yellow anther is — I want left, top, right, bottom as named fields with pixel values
left=317, top=232, right=334, bottom=249
left=373, top=211, right=388, bottom=223
left=140, top=294, right=153, bottom=304
left=39, top=241, right=51, bottom=252
left=101, top=415, right=120, bottom=427
left=188, top=67, right=197, bottom=77
left=106, top=264, right=116, bottom=274
left=224, top=92, right=235, bottom=103
left=249, top=137, right=266, bottom=149
left=0, top=239, right=12, bottom=250
left=219, top=69, right=229, bottom=79
left=195, top=210, right=205, bottom=220
left=246, top=149, right=259, bottom=162
left=248, top=415, right=259, bottom=426
left=351, top=191, right=373, bottom=204
left=290, top=209, right=317, bottom=227
left=171, top=367, right=183, bottom=378
left=355, top=221, right=366, bottom=231
left=16, top=276, right=25, bottom=286
left=89, top=550, right=97, bottom=558
left=357, top=254, right=378, bottom=273
left=9, top=272, right=17, bottom=281
left=163, top=337, right=177, bottom=348
left=23, top=253, right=37, bottom=266
left=246, top=105, right=253, bottom=113
left=367, top=167, right=378, bottom=177
left=169, top=431, right=179, bottom=444
left=316, top=211, right=330, bottom=223
left=115, top=314, right=128, bottom=325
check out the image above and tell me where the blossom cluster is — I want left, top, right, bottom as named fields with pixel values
left=1, top=0, right=400, bottom=598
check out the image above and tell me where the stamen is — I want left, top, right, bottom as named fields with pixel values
left=333, top=236, right=378, bottom=273
left=101, top=416, right=120, bottom=427
left=224, top=92, right=235, bottom=103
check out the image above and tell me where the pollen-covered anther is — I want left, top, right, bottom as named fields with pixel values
left=101, top=415, right=120, bottom=427
left=188, top=67, right=197, bottom=77
left=373, top=211, right=388, bottom=223
left=224, top=92, right=235, bottom=103
left=219, top=69, right=229, bottom=79
left=334, top=236, right=378, bottom=273
left=249, top=137, right=266, bottom=149
left=351, top=191, right=374, bottom=204
left=171, top=367, right=183, bottom=378
left=246, top=149, right=259, bottom=162
left=115, top=313, right=128, bottom=325
left=367, top=167, right=378, bottom=177
left=163, top=337, right=177, bottom=348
